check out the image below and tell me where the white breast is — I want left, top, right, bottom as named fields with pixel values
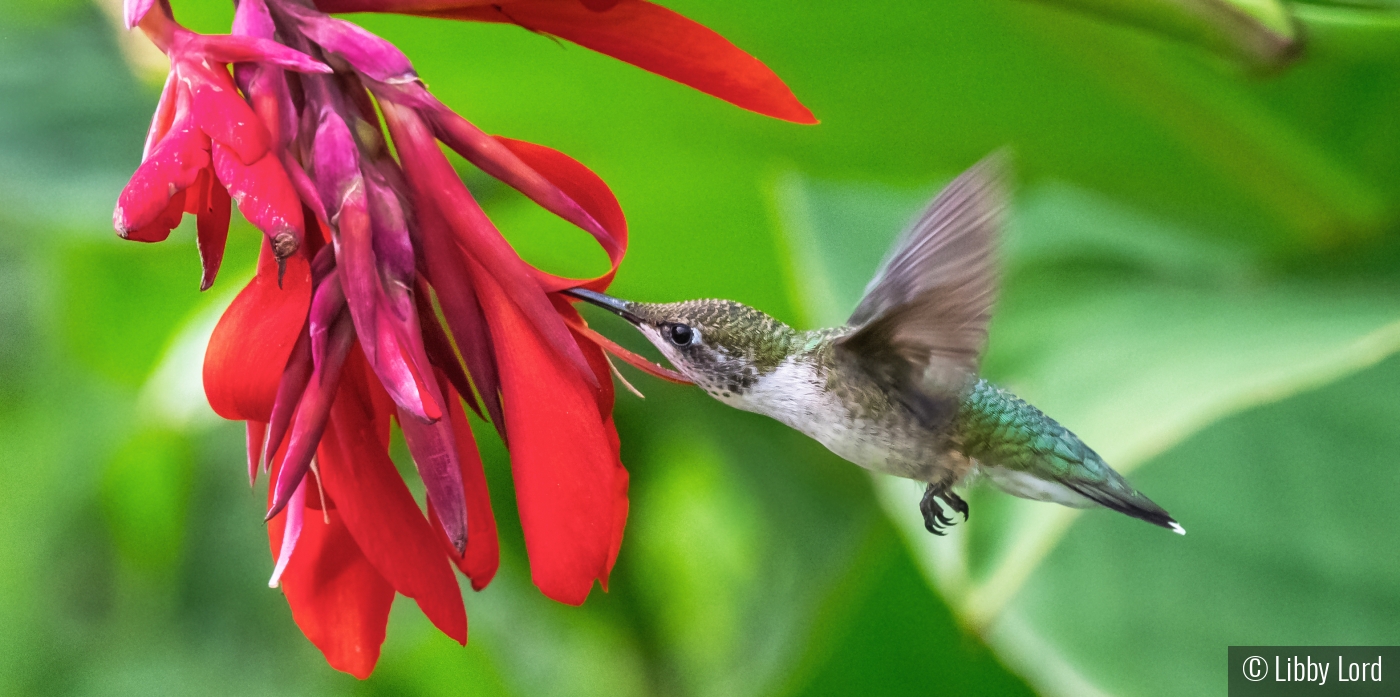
left=732, top=358, right=909, bottom=474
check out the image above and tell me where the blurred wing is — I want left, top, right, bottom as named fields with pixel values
left=836, top=153, right=1008, bottom=421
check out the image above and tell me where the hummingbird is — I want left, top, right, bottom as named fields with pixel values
left=565, top=155, right=1183, bottom=536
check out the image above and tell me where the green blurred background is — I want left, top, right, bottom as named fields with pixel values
left=3, top=0, right=1400, bottom=694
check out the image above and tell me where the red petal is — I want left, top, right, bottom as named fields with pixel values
left=380, top=101, right=595, bottom=388
left=318, top=361, right=469, bottom=643
left=203, top=245, right=313, bottom=422
left=197, top=174, right=232, bottom=291
left=557, top=302, right=629, bottom=588
left=427, top=107, right=610, bottom=245
left=414, top=280, right=485, bottom=420
left=269, top=478, right=394, bottom=679
left=560, top=310, right=693, bottom=385
left=472, top=257, right=627, bottom=605
left=414, top=204, right=503, bottom=432
left=602, top=415, right=627, bottom=589
left=425, top=0, right=816, bottom=124
left=414, top=207, right=505, bottom=434
left=555, top=297, right=612, bottom=416
left=493, top=137, right=627, bottom=293
left=435, top=380, right=499, bottom=589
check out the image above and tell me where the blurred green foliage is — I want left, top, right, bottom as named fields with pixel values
left=2, top=0, right=1400, bottom=695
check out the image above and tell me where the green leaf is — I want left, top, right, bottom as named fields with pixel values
left=1023, top=0, right=1301, bottom=68
left=1000, top=355, right=1400, bottom=695
left=781, top=516, right=1037, bottom=697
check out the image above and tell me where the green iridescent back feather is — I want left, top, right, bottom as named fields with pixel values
left=956, top=380, right=1176, bottom=528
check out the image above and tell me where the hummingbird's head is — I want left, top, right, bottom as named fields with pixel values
left=566, top=289, right=798, bottom=402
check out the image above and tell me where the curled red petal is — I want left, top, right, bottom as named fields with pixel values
left=203, top=246, right=313, bottom=422
left=423, top=0, right=817, bottom=124
left=318, top=360, right=469, bottom=644
left=426, top=106, right=609, bottom=245
left=472, top=257, right=627, bottom=605
left=492, top=136, right=626, bottom=292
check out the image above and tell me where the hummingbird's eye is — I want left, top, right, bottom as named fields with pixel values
left=667, top=323, right=695, bottom=346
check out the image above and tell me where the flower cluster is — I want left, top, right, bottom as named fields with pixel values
left=115, top=0, right=811, bottom=677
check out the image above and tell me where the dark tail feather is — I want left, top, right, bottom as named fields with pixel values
left=1063, top=478, right=1185, bottom=535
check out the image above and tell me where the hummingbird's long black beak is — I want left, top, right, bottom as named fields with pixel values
left=563, top=288, right=643, bottom=324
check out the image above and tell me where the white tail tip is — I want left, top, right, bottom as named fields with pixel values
left=1169, top=521, right=1186, bottom=535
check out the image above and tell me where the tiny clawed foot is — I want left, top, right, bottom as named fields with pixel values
left=945, top=491, right=970, bottom=522
left=919, top=483, right=969, bottom=536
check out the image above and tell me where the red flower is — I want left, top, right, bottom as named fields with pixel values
left=115, top=0, right=812, bottom=678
